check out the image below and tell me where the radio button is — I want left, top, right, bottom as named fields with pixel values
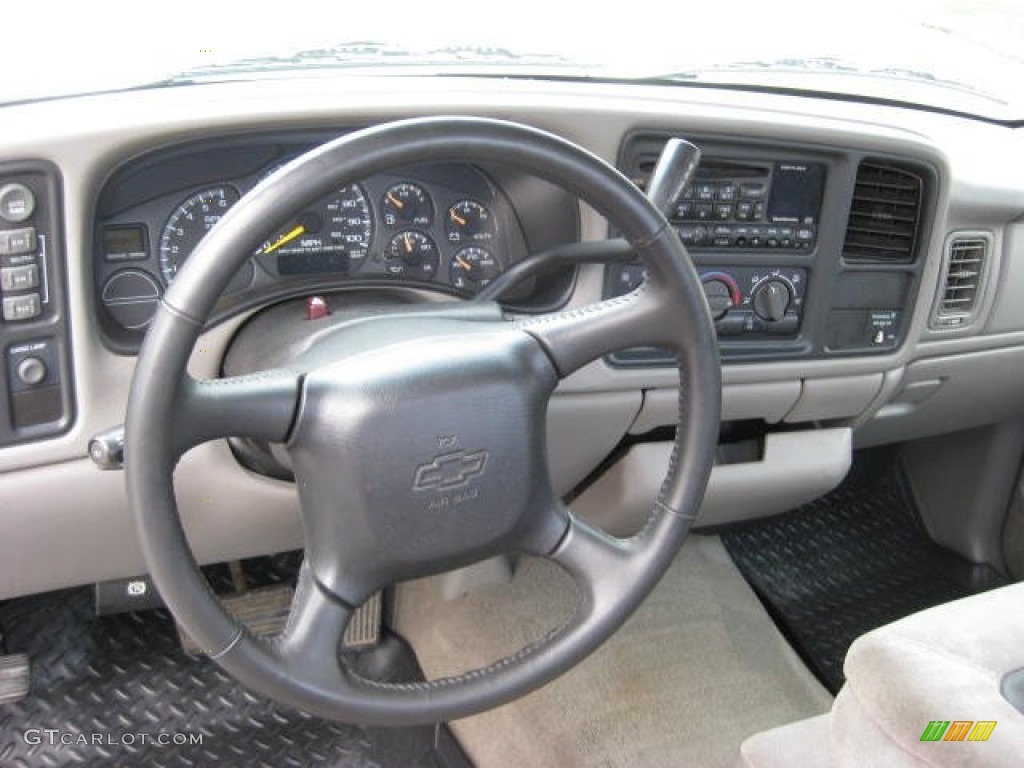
left=718, top=183, right=737, bottom=201
left=675, top=201, right=694, bottom=219
left=735, top=201, right=754, bottom=220
left=694, top=203, right=714, bottom=221
left=739, top=183, right=766, bottom=199
left=714, top=204, right=734, bottom=220
left=677, top=225, right=709, bottom=246
left=695, top=184, right=715, bottom=201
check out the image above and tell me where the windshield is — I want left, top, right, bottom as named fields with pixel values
left=6, top=0, right=1023, bottom=122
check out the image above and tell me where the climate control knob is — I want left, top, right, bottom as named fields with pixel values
left=752, top=278, right=793, bottom=322
left=701, top=273, right=739, bottom=320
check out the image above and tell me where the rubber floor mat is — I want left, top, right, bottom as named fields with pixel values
left=720, top=454, right=1008, bottom=694
left=0, top=553, right=470, bottom=768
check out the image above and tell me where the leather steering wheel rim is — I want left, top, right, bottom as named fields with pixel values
left=125, top=116, right=721, bottom=726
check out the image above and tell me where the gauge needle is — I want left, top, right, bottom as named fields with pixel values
left=450, top=210, right=467, bottom=227
left=455, top=256, right=472, bottom=271
left=403, top=233, right=413, bottom=253
left=387, top=192, right=405, bottom=210
left=263, top=224, right=306, bottom=254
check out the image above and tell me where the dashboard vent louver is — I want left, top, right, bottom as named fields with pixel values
left=932, top=234, right=990, bottom=328
left=843, top=161, right=923, bottom=263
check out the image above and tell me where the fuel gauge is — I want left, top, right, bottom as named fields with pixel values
left=381, top=182, right=433, bottom=228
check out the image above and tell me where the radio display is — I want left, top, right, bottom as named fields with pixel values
left=767, top=163, right=826, bottom=225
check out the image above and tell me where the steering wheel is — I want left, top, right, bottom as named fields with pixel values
left=125, top=117, right=720, bottom=726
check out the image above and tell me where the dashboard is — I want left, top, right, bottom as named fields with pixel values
left=0, top=74, right=1023, bottom=599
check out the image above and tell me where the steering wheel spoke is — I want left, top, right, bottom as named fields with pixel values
left=275, top=562, right=353, bottom=683
left=546, top=513, right=643, bottom=617
left=520, top=283, right=669, bottom=379
left=172, top=369, right=301, bottom=455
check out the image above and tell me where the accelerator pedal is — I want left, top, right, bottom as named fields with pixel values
left=342, top=591, right=382, bottom=650
left=0, top=653, right=30, bottom=704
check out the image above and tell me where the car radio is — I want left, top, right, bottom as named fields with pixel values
left=669, top=160, right=825, bottom=250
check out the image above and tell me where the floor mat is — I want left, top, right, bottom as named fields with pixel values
left=0, top=553, right=469, bottom=768
left=395, top=535, right=833, bottom=768
left=720, top=454, right=1009, bottom=694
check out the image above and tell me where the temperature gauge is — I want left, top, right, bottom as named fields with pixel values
left=449, top=246, right=500, bottom=292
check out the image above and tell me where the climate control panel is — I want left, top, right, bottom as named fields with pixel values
left=605, top=262, right=807, bottom=365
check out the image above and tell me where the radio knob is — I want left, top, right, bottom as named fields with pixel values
left=702, top=276, right=737, bottom=320
left=752, top=278, right=792, bottom=322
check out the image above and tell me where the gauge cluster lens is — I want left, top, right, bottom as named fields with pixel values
left=260, top=183, right=373, bottom=276
left=150, top=176, right=506, bottom=305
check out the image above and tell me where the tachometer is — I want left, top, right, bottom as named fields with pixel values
left=158, top=186, right=243, bottom=285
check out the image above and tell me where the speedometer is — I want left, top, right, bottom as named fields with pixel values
left=258, top=183, right=373, bottom=276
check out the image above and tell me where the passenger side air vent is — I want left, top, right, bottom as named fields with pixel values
left=932, top=233, right=991, bottom=329
left=843, top=161, right=924, bottom=263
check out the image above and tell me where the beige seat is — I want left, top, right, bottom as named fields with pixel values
left=740, top=581, right=1024, bottom=767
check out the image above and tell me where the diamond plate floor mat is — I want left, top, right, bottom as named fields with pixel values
left=0, top=553, right=470, bottom=768
left=720, top=452, right=1008, bottom=694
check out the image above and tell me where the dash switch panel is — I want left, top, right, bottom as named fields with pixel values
left=0, top=162, right=73, bottom=446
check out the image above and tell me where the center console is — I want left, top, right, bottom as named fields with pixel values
left=605, top=133, right=934, bottom=366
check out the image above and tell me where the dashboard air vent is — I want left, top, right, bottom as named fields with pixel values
left=932, top=233, right=990, bottom=328
left=843, top=161, right=923, bottom=263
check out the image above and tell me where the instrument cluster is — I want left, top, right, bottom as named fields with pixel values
left=95, top=155, right=523, bottom=339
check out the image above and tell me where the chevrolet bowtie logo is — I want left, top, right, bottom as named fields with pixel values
left=412, top=449, right=489, bottom=492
